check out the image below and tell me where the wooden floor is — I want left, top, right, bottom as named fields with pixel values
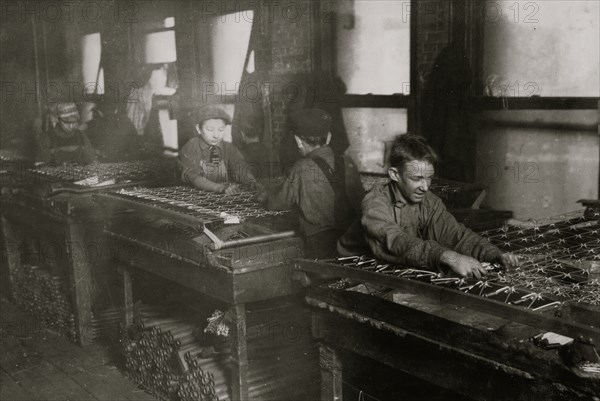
left=0, top=298, right=157, bottom=401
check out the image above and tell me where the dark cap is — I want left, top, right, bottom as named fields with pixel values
left=56, top=102, right=80, bottom=123
left=196, top=104, right=231, bottom=125
left=289, top=108, right=332, bottom=138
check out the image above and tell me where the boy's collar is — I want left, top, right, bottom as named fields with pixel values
left=197, top=136, right=222, bottom=150
left=305, top=145, right=331, bottom=157
left=387, top=181, right=408, bottom=208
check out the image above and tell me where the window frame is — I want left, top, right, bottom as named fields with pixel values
left=317, top=0, right=418, bottom=132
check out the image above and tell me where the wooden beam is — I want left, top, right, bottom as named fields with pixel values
left=295, top=259, right=600, bottom=345
left=472, top=97, right=599, bottom=110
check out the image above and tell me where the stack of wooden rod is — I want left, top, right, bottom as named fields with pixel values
left=121, top=305, right=218, bottom=401
left=121, top=302, right=320, bottom=401
left=10, top=264, right=77, bottom=341
left=92, top=306, right=126, bottom=342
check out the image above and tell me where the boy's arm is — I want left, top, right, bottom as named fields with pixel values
left=266, top=164, right=301, bottom=211
left=179, top=141, right=225, bottom=193
left=425, top=197, right=504, bottom=263
left=361, top=191, right=447, bottom=270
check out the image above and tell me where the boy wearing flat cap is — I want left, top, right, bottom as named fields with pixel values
left=266, top=108, right=364, bottom=259
left=179, top=105, right=261, bottom=194
left=39, top=102, right=97, bottom=164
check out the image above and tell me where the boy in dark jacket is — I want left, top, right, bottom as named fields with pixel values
left=39, top=102, right=96, bottom=165
left=266, top=108, right=365, bottom=259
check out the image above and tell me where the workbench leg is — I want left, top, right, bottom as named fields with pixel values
left=230, top=303, right=249, bottom=401
left=120, top=267, right=134, bottom=328
left=65, top=223, right=93, bottom=346
left=1, top=215, right=21, bottom=302
left=320, top=344, right=343, bottom=401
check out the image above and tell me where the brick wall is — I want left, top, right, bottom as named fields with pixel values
left=257, top=0, right=453, bottom=162
left=416, top=0, right=451, bottom=92
left=261, top=0, right=314, bottom=163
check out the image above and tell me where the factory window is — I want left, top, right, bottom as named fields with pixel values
left=198, top=9, right=255, bottom=143
left=482, top=0, right=599, bottom=97
left=319, top=1, right=414, bottom=170
left=81, top=32, right=104, bottom=95
left=209, top=10, right=254, bottom=96
left=335, top=1, right=410, bottom=95
left=136, top=19, right=179, bottom=152
left=145, top=30, right=177, bottom=65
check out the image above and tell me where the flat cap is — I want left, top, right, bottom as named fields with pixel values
left=196, top=104, right=231, bottom=125
left=289, top=108, right=332, bottom=138
left=56, top=102, right=80, bottom=123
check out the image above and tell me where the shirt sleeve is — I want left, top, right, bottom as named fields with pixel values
left=177, top=141, right=222, bottom=192
left=361, top=190, right=447, bottom=270
left=425, top=197, right=503, bottom=263
left=267, top=163, right=302, bottom=211
left=179, top=140, right=205, bottom=184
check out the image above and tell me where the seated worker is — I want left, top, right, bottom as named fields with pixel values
left=39, top=102, right=96, bottom=165
left=179, top=105, right=261, bottom=194
left=266, top=108, right=365, bottom=259
left=85, top=101, right=143, bottom=162
left=361, top=134, right=519, bottom=279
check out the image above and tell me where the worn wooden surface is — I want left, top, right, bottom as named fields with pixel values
left=308, top=287, right=600, bottom=401
left=0, top=299, right=157, bottom=401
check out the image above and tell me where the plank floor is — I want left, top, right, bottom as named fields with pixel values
left=0, top=298, right=157, bottom=401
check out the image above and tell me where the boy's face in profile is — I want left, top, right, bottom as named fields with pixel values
left=389, top=159, right=435, bottom=204
left=197, top=118, right=226, bottom=146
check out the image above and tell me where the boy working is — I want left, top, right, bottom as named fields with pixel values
left=39, top=102, right=97, bottom=165
left=266, top=108, right=364, bottom=259
left=179, top=105, right=261, bottom=194
left=361, top=134, right=519, bottom=279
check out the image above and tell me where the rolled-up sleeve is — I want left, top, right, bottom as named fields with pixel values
left=267, top=164, right=301, bottom=211
left=361, top=191, right=447, bottom=269
left=426, top=197, right=503, bottom=263
left=179, top=140, right=204, bottom=184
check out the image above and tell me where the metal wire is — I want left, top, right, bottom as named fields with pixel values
left=115, top=186, right=291, bottom=221
left=26, top=160, right=171, bottom=185
left=324, top=209, right=600, bottom=307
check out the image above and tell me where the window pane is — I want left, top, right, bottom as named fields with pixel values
left=145, top=30, right=177, bottom=64
left=343, top=108, right=408, bottom=173
left=336, top=1, right=410, bottom=95
left=81, top=33, right=103, bottom=94
left=210, top=11, right=254, bottom=95
left=483, top=0, right=599, bottom=97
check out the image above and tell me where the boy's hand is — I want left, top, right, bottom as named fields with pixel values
left=441, top=250, right=488, bottom=279
left=223, top=184, right=240, bottom=195
left=256, top=190, right=269, bottom=203
left=496, top=253, right=520, bottom=269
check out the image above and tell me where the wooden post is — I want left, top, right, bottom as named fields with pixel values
left=320, top=344, right=343, bottom=401
left=229, top=303, right=249, bottom=401
left=118, top=266, right=134, bottom=328
left=1, top=216, right=21, bottom=301
left=65, top=222, right=93, bottom=346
